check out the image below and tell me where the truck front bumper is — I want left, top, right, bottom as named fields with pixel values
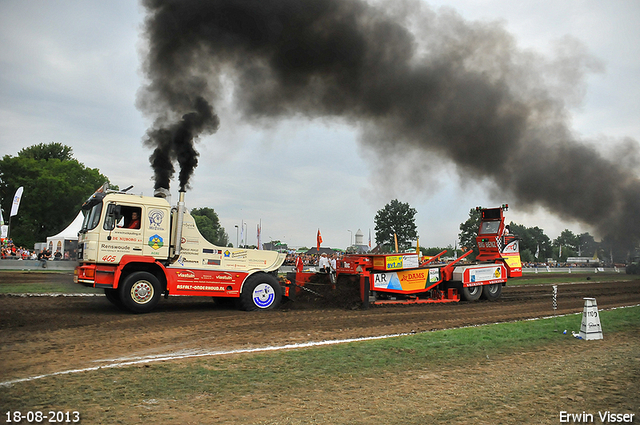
left=75, top=264, right=116, bottom=288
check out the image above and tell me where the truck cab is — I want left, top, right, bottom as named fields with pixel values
left=78, top=191, right=171, bottom=264
left=75, top=185, right=286, bottom=313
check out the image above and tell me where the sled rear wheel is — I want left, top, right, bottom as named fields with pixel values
left=481, top=283, right=502, bottom=301
left=461, top=285, right=482, bottom=301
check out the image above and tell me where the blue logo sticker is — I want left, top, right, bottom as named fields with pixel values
left=148, top=234, right=164, bottom=250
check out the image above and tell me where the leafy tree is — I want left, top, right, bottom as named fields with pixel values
left=554, top=229, right=579, bottom=261
left=519, top=249, right=534, bottom=263
left=576, top=232, right=598, bottom=257
left=18, top=143, right=73, bottom=161
left=374, top=199, right=417, bottom=252
left=0, top=143, right=109, bottom=248
left=458, top=208, right=481, bottom=258
left=599, top=235, right=629, bottom=265
left=420, top=245, right=462, bottom=259
left=554, top=229, right=578, bottom=251
left=508, top=222, right=552, bottom=261
left=191, top=207, right=229, bottom=247
left=421, top=246, right=448, bottom=257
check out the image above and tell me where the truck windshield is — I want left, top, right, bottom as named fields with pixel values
left=479, top=221, right=500, bottom=235
left=81, top=203, right=103, bottom=232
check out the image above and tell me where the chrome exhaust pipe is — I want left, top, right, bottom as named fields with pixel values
left=173, top=191, right=186, bottom=259
left=154, top=187, right=171, bottom=203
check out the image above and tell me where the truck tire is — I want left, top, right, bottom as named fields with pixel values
left=119, top=271, right=161, bottom=313
left=212, top=297, right=237, bottom=308
left=104, top=288, right=125, bottom=310
left=481, top=283, right=502, bottom=301
left=239, top=274, right=282, bottom=311
left=461, top=285, right=482, bottom=301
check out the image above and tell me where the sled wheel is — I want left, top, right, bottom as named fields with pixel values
left=461, top=285, right=482, bottom=301
left=119, top=271, right=161, bottom=313
left=481, top=283, right=502, bottom=301
left=104, top=288, right=125, bottom=310
left=239, top=274, right=282, bottom=311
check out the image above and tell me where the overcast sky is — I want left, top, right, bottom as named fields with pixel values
left=1, top=1, right=638, bottom=250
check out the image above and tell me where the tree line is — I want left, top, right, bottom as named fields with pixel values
left=0, top=143, right=228, bottom=249
left=374, top=201, right=631, bottom=264
left=457, top=208, right=621, bottom=263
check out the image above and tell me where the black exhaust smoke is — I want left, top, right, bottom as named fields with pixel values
left=137, top=0, right=640, bottom=246
left=144, top=96, right=218, bottom=191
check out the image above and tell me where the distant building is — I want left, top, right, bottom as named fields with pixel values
left=566, top=256, right=601, bottom=265
left=263, top=241, right=288, bottom=252
left=355, top=229, right=363, bottom=245
left=349, top=228, right=370, bottom=253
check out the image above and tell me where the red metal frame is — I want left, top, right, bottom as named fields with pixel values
left=286, top=204, right=519, bottom=307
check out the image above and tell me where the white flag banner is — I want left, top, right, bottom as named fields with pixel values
left=0, top=203, right=6, bottom=238
left=10, top=186, right=24, bottom=217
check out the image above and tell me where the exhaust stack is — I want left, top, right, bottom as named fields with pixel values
left=154, top=187, right=171, bottom=204
left=173, top=190, right=186, bottom=260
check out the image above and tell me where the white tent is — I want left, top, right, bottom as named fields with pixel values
left=46, top=212, right=83, bottom=260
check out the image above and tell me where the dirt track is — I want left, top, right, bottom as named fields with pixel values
left=1, top=273, right=639, bottom=384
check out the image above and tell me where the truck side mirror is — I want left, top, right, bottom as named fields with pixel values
left=104, top=204, right=122, bottom=231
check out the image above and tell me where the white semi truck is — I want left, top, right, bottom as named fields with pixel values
left=74, top=184, right=286, bottom=313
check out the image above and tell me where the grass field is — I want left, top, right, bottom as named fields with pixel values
left=0, top=271, right=99, bottom=294
left=1, top=306, right=638, bottom=424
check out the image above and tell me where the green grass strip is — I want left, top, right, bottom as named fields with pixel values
left=0, top=282, right=102, bottom=294
left=0, top=271, right=101, bottom=294
left=1, top=306, right=637, bottom=410
left=508, top=273, right=635, bottom=285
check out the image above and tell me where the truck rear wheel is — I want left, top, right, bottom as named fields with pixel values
left=461, top=285, right=482, bottom=301
left=239, top=274, right=282, bottom=311
left=119, top=271, right=161, bottom=313
left=481, top=283, right=502, bottom=301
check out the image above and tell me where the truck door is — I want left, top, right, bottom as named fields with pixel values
left=141, top=206, right=170, bottom=259
left=99, top=203, right=145, bottom=263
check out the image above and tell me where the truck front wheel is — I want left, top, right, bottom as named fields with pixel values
left=481, top=283, right=502, bottom=301
left=239, top=274, right=282, bottom=311
left=119, top=271, right=161, bottom=313
left=461, top=285, right=482, bottom=301
left=104, top=288, right=125, bottom=310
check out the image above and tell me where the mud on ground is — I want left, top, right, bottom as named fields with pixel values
left=1, top=272, right=639, bottom=383
left=1, top=272, right=639, bottom=423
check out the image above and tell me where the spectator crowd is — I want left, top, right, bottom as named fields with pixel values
left=0, top=239, right=36, bottom=260
left=0, top=238, right=72, bottom=261
left=284, top=252, right=343, bottom=270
